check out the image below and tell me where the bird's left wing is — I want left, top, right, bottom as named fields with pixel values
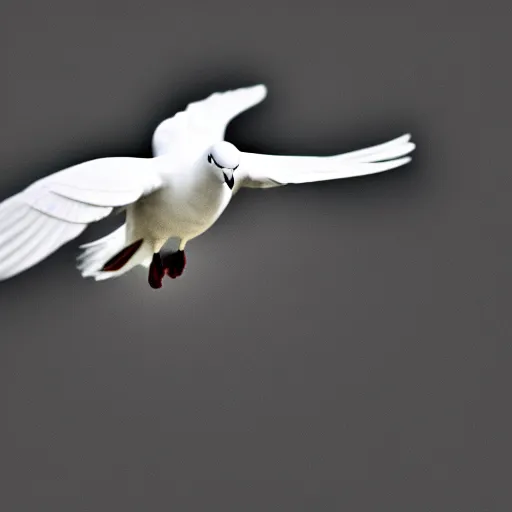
left=152, top=84, right=267, bottom=156
left=0, top=157, right=163, bottom=280
left=233, top=134, right=415, bottom=193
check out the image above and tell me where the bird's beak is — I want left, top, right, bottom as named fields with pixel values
left=223, top=170, right=234, bottom=190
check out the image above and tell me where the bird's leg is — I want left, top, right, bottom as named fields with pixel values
left=162, top=250, right=187, bottom=279
left=148, top=252, right=165, bottom=289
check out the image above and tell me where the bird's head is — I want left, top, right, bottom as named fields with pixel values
left=206, top=141, right=240, bottom=190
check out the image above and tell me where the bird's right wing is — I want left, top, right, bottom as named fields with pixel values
left=0, top=157, right=163, bottom=280
left=233, top=134, right=415, bottom=193
left=152, top=84, right=267, bottom=157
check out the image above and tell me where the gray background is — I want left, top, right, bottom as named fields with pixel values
left=1, top=1, right=510, bottom=510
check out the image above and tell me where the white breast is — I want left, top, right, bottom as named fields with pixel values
left=127, top=158, right=232, bottom=247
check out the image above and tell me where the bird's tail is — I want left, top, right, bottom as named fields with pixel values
left=77, top=224, right=152, bottom=281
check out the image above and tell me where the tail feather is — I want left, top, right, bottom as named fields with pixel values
left=77, top=224, right=151, bottom=280
left=102, top=239, right=144, bottom=271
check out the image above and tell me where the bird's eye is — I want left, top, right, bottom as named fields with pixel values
left=207, top=154, right=212, bottom=163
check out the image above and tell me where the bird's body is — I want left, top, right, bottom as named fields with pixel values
left=0, top=84, right=416, bottom=288
left=77, top=146, right=237, bottom=284
left=127, top=154, right=233, bottom=251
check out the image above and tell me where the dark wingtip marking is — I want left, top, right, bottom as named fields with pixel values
left=102, top=239, right=144, bottom=272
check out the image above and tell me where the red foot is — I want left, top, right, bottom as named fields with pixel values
left=148, top=253, right=164, bottom=289
left=162, top=250, right=186, bottom=279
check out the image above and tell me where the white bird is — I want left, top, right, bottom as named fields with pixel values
left=0, top=84, right=415, bottom=289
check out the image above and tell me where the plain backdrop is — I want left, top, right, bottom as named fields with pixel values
left=1, top=1, right=510, bottom=511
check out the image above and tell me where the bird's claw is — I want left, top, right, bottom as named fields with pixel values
left=162, top=250, right=186, bottom=279
left=148, top=253, right=164, bottom=289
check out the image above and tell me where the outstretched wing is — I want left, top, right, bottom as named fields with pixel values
left=152, top=84, right=267, bottom=157
left=0, top=157, right=163, bottom=280
left=232, top=134, right=415, bottom=193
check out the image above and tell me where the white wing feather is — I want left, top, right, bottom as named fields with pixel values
left=152, top=84, right=267, bottom=156
left=234, top=134, right=415, bottom=192
left=0, top=157, right=163, bottom=280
